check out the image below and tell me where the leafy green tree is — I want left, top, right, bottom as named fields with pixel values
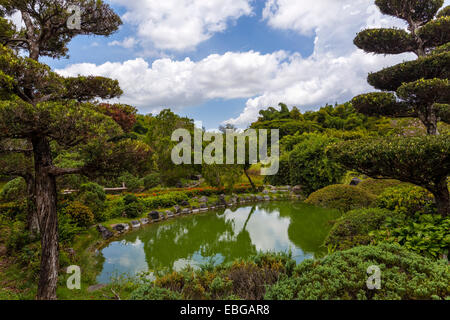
left=0, top=44, right=151, bottom=300
left=0, top=0, right=121, bottom=60
left=332, top=0, right=449, bottom=216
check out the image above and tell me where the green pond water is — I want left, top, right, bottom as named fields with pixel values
left=96, top=202, right=341, bottom=283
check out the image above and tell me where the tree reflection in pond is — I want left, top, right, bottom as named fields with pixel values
left=97, top=202, right=341, bottom=283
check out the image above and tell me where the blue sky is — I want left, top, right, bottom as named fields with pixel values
left=49, top=0, right=448, bottom=129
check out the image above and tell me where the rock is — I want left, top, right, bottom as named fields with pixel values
left=199, top=196, right=209, bottom=203
left=112, top=223, right=129, bottom=233
left=218, top=194, right=227, bottom=206
left=131, top=220, right=141, bottom=228
left=148, top=211, right=161, bottom=222
left=180, top=200, right=190, bottom=206
left=87, top=284, right=107, bottom=293
left=181, top=208, right=191, bottom=214
left=256, top=195, right=264, bottom=201
left=166, top=210, right=175, bottom=218
left=192, top=208, right=200, bottom=213
left=264, top=195, right=271, bottom=201
left=140, top=218, right=150, bottom=225
left=200, top=204, right=208, bottom=211
left=97, top=225, right=114, bottom=240
left=262, top=190, right=269, bottom=194
left=350, top=178, right=362, bottom=186
left=292, top=185, right=304, bottom=195
left=174, top=205, right=181, bottom=213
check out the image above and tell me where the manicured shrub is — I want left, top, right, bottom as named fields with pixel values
left=65, top=201, right=95, bottom=228
left=265, top=243, right=450, bottom=300
left=289, top=134, right=345, bottom=195
left=0, top=177, right=27, bottom=202
left=124, top=202, right=144, bottom=218
left=143, top=173, right=161, bottom=190
left=377, top=185, right=436, bottom=216
left=77, top=182, right=106, bottom=220
left=305, top=184, right=376, bottom=212
left=123, top=194, right=139, bottom=206
left=357, top=178, right=405, bottom=196
left=141, top=192, right=189, bottom=210
left=324, top=208, right=401, bottom=251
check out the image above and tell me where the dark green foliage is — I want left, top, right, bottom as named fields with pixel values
left=0, top=177, right=27, bottom=202
left=417, top=16, right=450, bottom=48
left=143, top=173, right=161, bottom=190
left=305, top=184, right=376, bottom=212
left=329, top=135, right=449, bottom=201
left=64, top=201, right=94, bottom=228
left=265, top=243, right=450, bottom=300
left=376, top=185, right=436, bottom=216
left=371, top=214, right=450, bottom=258
left=123, top=194, right=139, bottom=206
left=324, top=208, right=401, bottom=250
left=141, top=192, right=190, bottom=210
left=435, top=103, right=450, bottom=123
left=0, top=201, right=26, bottom=219
left=354, top=28, right=417, bottom=54
left=397, top=78, right=450, bottom=105
left=288, top=134, right=345, bottom=195
left=264, top=153, right=290, bottom=186
left=124, top=202, right=144, bottom=219
left=368, top=52, right=450, bottom=91
left=130, top=285, right=182, bottom=300
left=119, top=172, right=142, bottom=192
left=352, top=92, right=413, bottom=117
left=375, top=0, right=444, bottom=23
left=77, top=182, right=106, bottom=220
left=58, top=212, right=83, bottom=244
left=357, top=178, right=405, bottom=196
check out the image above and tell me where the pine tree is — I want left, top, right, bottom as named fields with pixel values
left=331, top=0, right=449, bottom=216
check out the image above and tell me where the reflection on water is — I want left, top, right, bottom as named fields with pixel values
left=97, top=202, right=341, bottom=283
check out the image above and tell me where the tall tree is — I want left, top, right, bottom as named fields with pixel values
left=331, top=0, right=449, bottom=216
left=0, top=44, right=150, bottom=299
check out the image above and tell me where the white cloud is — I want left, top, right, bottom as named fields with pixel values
left=58, top=0, right=450, bottom=127
left=110, top=0, right=253, bottom=51
left=109, top=37, right=138, bottom=49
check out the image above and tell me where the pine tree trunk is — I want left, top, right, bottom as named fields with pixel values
left=24, top=174, right=40, bottom=237
left=32, top=136, right=59, bottom=300
left=431, top=179, right=449, bottom=217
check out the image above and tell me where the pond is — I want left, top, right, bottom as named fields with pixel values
left=96, top=202, right=341, bottom=284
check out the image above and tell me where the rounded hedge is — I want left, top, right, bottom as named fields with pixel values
left=377, top=185, right=436, bottom=216
left=65, top=201, right=95, bottom=228
left=305, top=184, right=376, bottom=212
left=0, top=177, right=27, bottom=203
left=357, top=179, right=405, bottom=196
left=324, top=208, right=401, bottom=251
left=265, top=243, right=450, bottom=300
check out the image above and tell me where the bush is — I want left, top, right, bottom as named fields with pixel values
left=289, top=133, right=345, bottom=195
left=357, top=179, right=405, bottom=196
left=264, top=153, right=290, bottom=186
left=124, top=202, right=144, bottom=218
left=325, top=208, right=401, bottom=251
left=130, top=285, right=182, bottom=300
left=119, top=172, right=142, bottom=192
left=371, top=214, right=450, bottom=259
left=0, top=201, right=27, bottom=220
left=78, top=182, right=106, bottom=221
left=123, top=193, right=139, bottom=206
left=377, top=185, right=436, bottom=216
left=58, top=212, right=83, bottom=243
left=143, top=173, right=161, bottom=190
left=141, top=192, right=189, bottom=210
left=265, top=243, right=450, bottom=300
left=305, top=184, right=376, bottom=212
left=0, top=177, right=27, bottom=202
left=65, top=201, right=95, bottom=228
